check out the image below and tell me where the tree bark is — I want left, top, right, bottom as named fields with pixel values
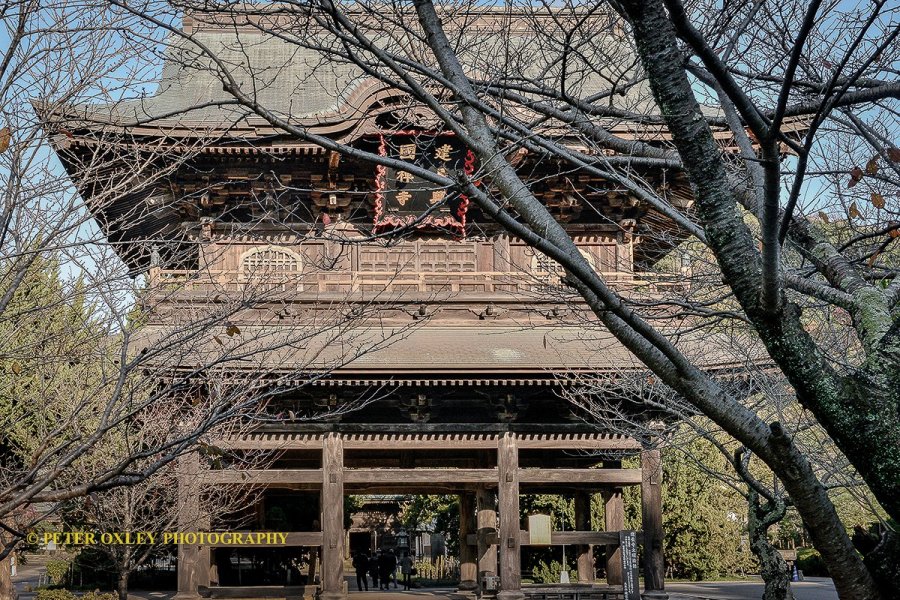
left=117, top=569, right=129, bottom=600
left=412, top=0, right=881, bottom=597
left=746, top=493, right=793, bottom=600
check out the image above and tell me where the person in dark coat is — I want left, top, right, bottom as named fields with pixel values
left=377, top=550, right=396, bottom=590
left=352, top=552, right=369, bottom=591
left=369, top=552, right=380, bottom=589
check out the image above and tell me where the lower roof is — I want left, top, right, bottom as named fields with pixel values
left=135, top=323, right=760, bottom=377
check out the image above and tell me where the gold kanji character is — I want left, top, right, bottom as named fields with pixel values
left=398, top=144, right=416, bottom=159
left=395, top=170, right=414, bottom=183
left=434, top=144, right=453, bottom=161
left=429, top=189, right=445, bottom=204
left=395, top=190, right=412, bottom=206
left=436, top=166, right=448, bottom=177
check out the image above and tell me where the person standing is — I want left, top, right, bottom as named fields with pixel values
left=399, top=552, right=414, bottom=590
left=378, top=550, right=393, bottom=590
left=352, top=552, right=369, bottom=591
left=369, top=552, right=381, bottom=590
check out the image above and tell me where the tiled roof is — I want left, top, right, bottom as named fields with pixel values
left=134, top=323, right=759, bottom=376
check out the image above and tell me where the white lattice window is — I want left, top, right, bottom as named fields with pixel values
left=530, top=248, right=595, bottom=292
left=240, top=245, right=303, bottom=290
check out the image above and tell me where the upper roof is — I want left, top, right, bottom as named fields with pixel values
left=45, top=7, right=664, bottom=143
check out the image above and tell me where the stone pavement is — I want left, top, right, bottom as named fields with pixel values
left=13, top=563, right=839, bottom=600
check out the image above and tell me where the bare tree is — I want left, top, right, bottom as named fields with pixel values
left=0, top=5, right=417, bottom=594
left=16, top=0, right=900, bottom=597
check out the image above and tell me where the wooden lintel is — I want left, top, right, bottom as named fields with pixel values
left=465, top=530, right=643, bottom=547
left=203, top=532, right=323, bottom=547
left=517, top=437, right=641, bottom=450
left=518, top=468, right=642, bottom=485
left=343, top=468, right=498, bottom=484
left=202, top=469, right=323, bottom=485
left=343, top=436, right=498, bottom=450
left=214, top=436, right=325, bottom=450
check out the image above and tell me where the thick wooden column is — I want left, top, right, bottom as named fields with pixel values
left=497, top=433, right=523, bottom=600
left=603, top=489, right=624, bottom=585
left=476, top=485, right=498, bottom=588
left=641, top=449, right=666, bottom=599
left=175, top=451, right=208, bottom=599
left=458, top=493, right=478, bottom=592
left=574, top=492, right=594, bottom=583
left=321, top=433, right=345, bottom=600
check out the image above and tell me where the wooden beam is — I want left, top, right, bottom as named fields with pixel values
left=467, top=531, right=627, bottom=547
left=343, top=468, right=498, bottom=484
left=497, top=433, right=523, bottom=600
left=574, top=492, right=594, bottom=583
left=458, top=493, right=478, bottom=592
left=202, top=532, right=323, bottom=548
left=202, top=470, right=323, bottom=485
left=518, top=469, right=642, bottom=485
left=476, top=486, right=498, bottom=585
left=604, top=489, right=624, bottom=586
left=320, top=433, right=345, bottom=600
left=641, top=449, right=665, bottom=596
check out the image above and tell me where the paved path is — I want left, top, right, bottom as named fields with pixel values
left=667, top=577, right=837, bottom=600
left=14, top=562, right=838, bottom=600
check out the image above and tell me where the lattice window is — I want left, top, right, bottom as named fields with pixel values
left=530, top=248, right=595, bottom=293
left=240, top=245, right=303, bottom=290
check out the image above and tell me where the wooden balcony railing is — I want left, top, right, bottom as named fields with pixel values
left=147, top=267, right=681, bottom=296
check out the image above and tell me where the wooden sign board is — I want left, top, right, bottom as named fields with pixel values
left=374, top=133, right=474, bottom=236
left=619, top=530, right=640, bottom=600
left=528, top=514, right=552, bottom=546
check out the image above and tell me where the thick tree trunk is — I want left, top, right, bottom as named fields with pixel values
left=746, top=493, right=793, bottom=600
left=117, top=570, right=129, bottom=600
left=614, top=0, right=882, bottom=597
left=412, top=0, right=881, bottom=597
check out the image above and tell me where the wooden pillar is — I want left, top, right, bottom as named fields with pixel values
left=603, top=488, right=624, bottom=585
left=321, top=433, right=345, bottom=600
left=458, top=493, right=478, bottom=592
left=574, top=492, right=594, bottom=583
left=175, top=451, right=209, bottom=599
left=641, top=448, right=666, bottom=599
left=497, top=433, right=523, bottom=600
left=476, top=485, right=498, bottom=587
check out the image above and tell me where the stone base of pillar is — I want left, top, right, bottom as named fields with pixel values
left=173, top=593, right=201, bottom=600
left=497, top=591, right=525, bottom=600
left=641, top=591, right=669, bottom=600
left=457, top=581, right=479, bottom=592
left=320, top=591, right=348, bottom=600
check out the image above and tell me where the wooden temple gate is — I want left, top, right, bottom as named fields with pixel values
left=174, top=430, right=666, bottom=600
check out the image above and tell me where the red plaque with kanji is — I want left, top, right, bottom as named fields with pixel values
left=374, top=133, right=475, bottom=235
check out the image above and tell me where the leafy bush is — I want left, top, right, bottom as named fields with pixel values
left=530, top=560, right=576, bottom=584
left=797, top=548, right=828, bottom=577
left=81, top=592, right=117, bottom=600
left=45, top=559, right=71, bottom=586
left=36, top=589, right=75, bottom=600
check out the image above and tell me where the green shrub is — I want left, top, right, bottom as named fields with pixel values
left=531, top=560, right=577, bottom=584
left=36, top=589, right=76, bottom=600
left=45, top=559, right=71, bottom=586
left=81, top=592, right=117, bottom=600
left=796, top=548, right=828, bottom=577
